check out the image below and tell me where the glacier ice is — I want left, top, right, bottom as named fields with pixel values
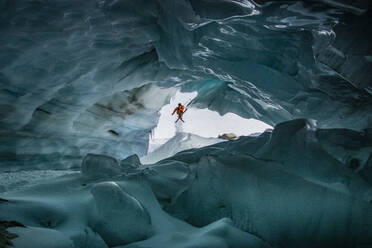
left=82, top=153, right=121, bottom=178
left=0, top=169, right=77, bottom=193
left=90, top=182, right=152, bottom=246
left=1, top=0, right=372, bottom=247
left=8, top=226, right=75, bottom=248
left=1, top=0, right=372, bottom=170
left=120, top=154, right=141, bottom=173
left=1, top=119, right=372, bottom=248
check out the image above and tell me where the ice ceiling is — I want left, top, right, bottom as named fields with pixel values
left=0, top=1, right=372, bottom=166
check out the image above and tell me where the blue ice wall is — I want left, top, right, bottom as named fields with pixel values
left=0, top=0, right=371, bottom=168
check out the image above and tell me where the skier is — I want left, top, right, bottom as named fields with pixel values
left=172, top=103, right=185, bottom=123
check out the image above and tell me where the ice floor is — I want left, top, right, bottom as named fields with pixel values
left=1, top=119, right=371, bottom=248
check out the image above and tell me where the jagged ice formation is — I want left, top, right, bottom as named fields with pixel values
left=0, top=0, right=372, bottom=247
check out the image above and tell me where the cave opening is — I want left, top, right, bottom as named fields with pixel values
left=146, top=90, right=272, bottom=155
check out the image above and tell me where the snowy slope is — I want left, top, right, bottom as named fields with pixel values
left=141, top=132, right=224, bottom=164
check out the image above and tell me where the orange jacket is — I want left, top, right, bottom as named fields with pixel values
left=172, top=105, right=185, bottom=115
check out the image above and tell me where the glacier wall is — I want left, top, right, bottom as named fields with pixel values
left=1, top=0, right=372, bottom=170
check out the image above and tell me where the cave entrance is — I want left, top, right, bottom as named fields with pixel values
left=147, top=91, right=272, bottom=154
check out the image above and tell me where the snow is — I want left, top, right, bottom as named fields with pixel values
left=142, top=132, right=223, bottom=164
left=151, top=91, right=271, bottom=140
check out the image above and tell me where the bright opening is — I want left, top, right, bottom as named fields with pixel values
left=147, top=91, right=272, bottom=154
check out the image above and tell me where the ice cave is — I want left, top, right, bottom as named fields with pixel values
left=0, top=0, right=372, bottom=247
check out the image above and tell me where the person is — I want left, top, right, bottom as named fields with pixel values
left=172, top=103, right=185, bottom=122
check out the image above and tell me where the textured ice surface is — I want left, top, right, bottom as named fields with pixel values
left=163, top=119, right=372, bottom=247
left=1, top=119, right=371, bottom=248
left=120, top=154, right=142, bottom=173
left=82, top=153, right=120, bottom=178
left=1, top=0, right=372, bottom=247
left=91, top=182, right=151, bottom=246
left=0, top=170, right=78, bottom=194
left=8, top=226, right=74, bottom=248
left=1, top=0, right=372, bottom=171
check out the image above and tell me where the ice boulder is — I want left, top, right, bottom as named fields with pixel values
left=90, top=182, right=152, bottom=246
left=166, top=141, right=372, bottom=248
left=145, top=160, right=192, bottom=203
left=120, top=154, right=141, bottom=173
left=108, top=180, right=270, bottom=248
left=315, top=127, right=372, bottom=186
left=256, top=119, right=372, bottom=200
left=81, top=154, right=121, bottom=178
